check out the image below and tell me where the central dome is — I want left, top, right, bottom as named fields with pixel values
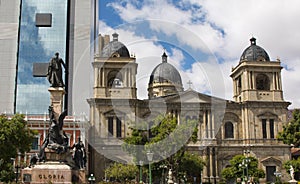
left=240, top=37, right=270, bottom=62
left=149, top=52, right=182, bottom=86
left=148, top=52, right=183, bottom=98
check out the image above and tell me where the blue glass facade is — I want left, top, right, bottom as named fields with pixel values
left=16, top=0, right=68, bottom=114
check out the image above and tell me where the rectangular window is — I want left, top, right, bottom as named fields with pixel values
left=31, top=137, right=39, bottom=150
left=108, top=117, right=114, bottom=137
left=269, top=119, right=274, bottom=138
left=35, top=13, right=52, bottom=27
left=262, top=119, right=267, bottom=138
left=116, top=118, right=122, bottom=138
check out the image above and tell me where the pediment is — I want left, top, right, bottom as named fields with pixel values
left=257, top=111, right=278, bottom=119
left=261, top=156, right=282, bottom=166
left=164, top=89, right=224, bottom=104
left=103, top=109, right=125, bottom=116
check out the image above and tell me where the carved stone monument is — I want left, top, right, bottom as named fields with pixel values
left=22, top=52, right=86, bottom=184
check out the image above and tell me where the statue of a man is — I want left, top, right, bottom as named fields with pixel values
left=47, top=52, right=66, bottom=87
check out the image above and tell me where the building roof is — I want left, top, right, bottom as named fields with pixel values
left=149, top=52, right=183, bottom=86
left=240, top=37, right=270, bottom=62
left=101, top=33, right=130, bottom=58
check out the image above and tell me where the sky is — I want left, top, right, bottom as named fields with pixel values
left=99, top=0, right=300, bottom=109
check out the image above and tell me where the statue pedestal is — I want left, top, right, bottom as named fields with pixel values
left=22, top=162, right=73, bottom=184
left=21, top=149, right=86, bottom=184
left=48, top=87, right=65, bottom=116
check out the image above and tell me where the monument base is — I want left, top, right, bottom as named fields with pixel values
left=22, top=162, right=72, bottom=184
left=21, top=149, right=86, bottom=184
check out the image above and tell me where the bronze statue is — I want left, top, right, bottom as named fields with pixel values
left=71, top=137, right=86, bottom=169
left=47, top=52, right=66, bottom=87
left=38, top=106, right=68, bottom=161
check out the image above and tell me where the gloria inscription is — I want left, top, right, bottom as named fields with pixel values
left=38, top=174, right=65, bottom=180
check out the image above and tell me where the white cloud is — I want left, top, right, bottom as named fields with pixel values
left=101, top=0, right=300, bottom=108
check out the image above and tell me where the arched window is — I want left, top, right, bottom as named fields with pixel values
left=224, top=121, right=234, bottom=139
left=107, top=70, right=123, bottom=88
left=256, top=74, right=270, bottom=90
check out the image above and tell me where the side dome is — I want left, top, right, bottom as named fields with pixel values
left=101, top=33, right=130, bottom=58
left=240, top=37, right=270, bottom=62
left=148, top=52, right=183, bottom=98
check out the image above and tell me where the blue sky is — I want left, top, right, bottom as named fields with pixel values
left=99, top=0, right=300, bottom=108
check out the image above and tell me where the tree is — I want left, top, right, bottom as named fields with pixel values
left=277, top=109, right=300, bottom=180
left=105, top=163, right=138, bottom=182
left=122, top=114, right=204, bottom=182
left=0, top=114, right=37, bottom=182
left=178, top=152, right=204, bottom=182
left=221, top=155, right=265, bottom=183
left=284, top=157, right=300, bottom=180
left=277, top=109, right=300, bottom=147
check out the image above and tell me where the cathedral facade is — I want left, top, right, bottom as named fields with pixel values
left=88, top=33, right=291, bottom=183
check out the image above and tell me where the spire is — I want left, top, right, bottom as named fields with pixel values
left=250, top=37, right=256, bottom=45
left=162, top=51, right=168, bottom=63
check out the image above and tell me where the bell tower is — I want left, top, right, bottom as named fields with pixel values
left=230, top=37, right=284, bottom=102
left=93, top=33, right=137, bottom=99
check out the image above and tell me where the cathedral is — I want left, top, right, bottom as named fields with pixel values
left=87, top=33, right=291, bottom=183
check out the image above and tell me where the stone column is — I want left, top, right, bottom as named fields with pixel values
left=203, top=111, right=207, bottom=138
left=266, top=119, right=270, bottom=139
left=202, top=148, right=209, bottom=183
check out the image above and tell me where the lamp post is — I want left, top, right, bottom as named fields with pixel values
left=159, top=164, right=167, bottom=184
left=147, top=152, right=154, bottom=184
left=88, top=173, right=95, bottom=184
left=11, top=152, right=21, bottom=183
left=239, top=160, right=247, bottom=184
left=239, top=150, right=250, bottom=184
left=139, top=160, right=144, bottom=183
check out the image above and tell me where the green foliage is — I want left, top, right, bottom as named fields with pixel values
left=278, top=109, right=300, bottom=147
left=178, top=152, right=204, bottom=180
left=105, top=163, right=138, bottom=182
left=284, top=157, right=300, bottom=174
left=123, top=114, right=202, bottom=182
left=0, top=114, right=37, bottom=182
left=221, top=154, right=265, bottom=182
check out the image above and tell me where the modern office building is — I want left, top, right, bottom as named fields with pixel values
left=0, top=0, right=97, bottom=115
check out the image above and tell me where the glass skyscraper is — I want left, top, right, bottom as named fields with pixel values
left=0, top=0, right=97, bottom=115
left=16, top=0, right=68, bottom=114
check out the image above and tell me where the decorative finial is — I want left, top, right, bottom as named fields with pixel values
left=250, top=37, right=256, bottom=45
left=162, top=49, right=168, bottom=63
left=276, top=56, right=280, bottom=62
left=112, top=32, right=118, bottom=41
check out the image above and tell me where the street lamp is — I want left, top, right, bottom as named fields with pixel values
left=11, top=152, right=21, bottom=183
left=159, top=164, right=167, bottom=184
left=239, top=150, right=250, bottom=184
left=88, top=173, right=95, bottom=184
left=139, top=160, right=144, bottom=183
left=147, top=152, right=154, bottom=184
left=239, top=160, right=247, bottom=184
